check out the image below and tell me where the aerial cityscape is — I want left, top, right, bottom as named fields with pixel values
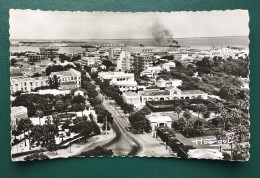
left=10, top=10, right=250, bottom=161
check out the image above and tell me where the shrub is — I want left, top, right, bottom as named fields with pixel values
left=102, top=123, right=111, bottom=131
left=203, top=111, right=211, bottom=118
left=79, top=146, right=113, bottom=157
left=182, top=128, right=204, bottom=138
left=222, top=152, right=231, bottom=160
left=24, top=152, right=49, bottom=161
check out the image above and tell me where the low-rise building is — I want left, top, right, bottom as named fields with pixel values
left=49, top=68, right=81, bottom=90
left=140, top=86, right=208, bottom=106
left=162, top=62, right=176, bottom=71
left=81, top=56, right=100, bottom=66
left=10, top=76, right=49, bottom=94
left=11, top=106, right=28, bottom=130
left=122, top=91, right=140, bottom=108
left=147, top=115, right=172, bottom=132
left=98, top=72, right=138, bottom=92
left=156, top=78, right=182, bottom=88
left=140, top=66, right=162, bottom=78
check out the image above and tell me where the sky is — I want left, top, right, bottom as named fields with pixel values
left=9, top=9, right=249, bottom=40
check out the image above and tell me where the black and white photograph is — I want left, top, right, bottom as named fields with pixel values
left=9, top=9, right=250, bottom=161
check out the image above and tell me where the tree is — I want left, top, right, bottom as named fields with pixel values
left=102, top=122, right=111, bottom=131
left=10, top=58, right=16, bottom=66
left=55, top=100, right=65, bottom=113
left=129, top=114, right=151, bottom=133
left=52, top=112, right=60, bottom=129
left=215, top=129, right=227, bottom=152
left=72, top=95, right=85, bottom=104
left=24, top=152, right=49, bottom=161
left=30, top=124, right=58, bottom=149
left=215, top=103, right=224, bottom=127
left=195, top=104, right=207, bottom=129
left=182, top=109, right=192, bottom=137
left=79, top=146, right=113, bottom=157
left=46, top=139, right=59, bottom=154
left=17, top=119, right=33, bottom=148
left=48, top=75, right=60, bottom=89
left=72, top=117, right=94, bottom=142
left=35, top=110, right=44, bottom=125
left=175, top=106, right=182, bottom=120
left=122, top=103, right=134, bottom=114
left=45, top=116, right=52, bottom=125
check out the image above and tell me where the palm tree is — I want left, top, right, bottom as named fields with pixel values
left=52, top=112, right=60, bottom=129
left=183, top=109, right=192, bottom=137
left=175, top=106, right=182, bottom=120
left=220, top=108, right=230, bottom=130
left=195, top=104, right=207, bottom=128
left=17, top=119, right=33, bottom=149
left=215, top=103, right=224, bottom=127
left=215, top=129, right=227, bottom=152
left=45, top=116, right=52, bottom=125
left=80, top=103, right=86, bottom=117
left=35, top=110, right=44, bottom=125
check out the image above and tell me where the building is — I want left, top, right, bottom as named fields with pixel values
left=116, top=51, right=133, bottom=72
left=133, top=55, right=156, bottom=73
left=122, top=91, right=140, bottom=108
left=140, top=66, right=162, bottom=77
left=11, top=106, right=28, bottom=130
left=98, top=72, right=137, bottom=92
left=72, top=88, right=87, bottom=97
left=81, top=56, right=100, bottom=66
left=139, top=86, right=208, bottom=106
left=27, top=53, right=46, bottom=63
left=10, top=76, right=49, bottom=94
left=162, top=62, right=176, bottom=71
left=108, top=48, right=122, bottom=61
left=49, top=68, right=81, bottom=90
left=147, top=115, right=172, bottom=132
left=156, top=78, right=182, bottom=88
left=39, top=47, right=59, bottom=59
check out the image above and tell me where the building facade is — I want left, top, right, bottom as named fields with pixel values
left=98, top=72, right=137, bottom=92
left=162, top=62, right=176, bottom=71
left=139, top=86, right=208, bottom=106
left=49, top=68, right=81, bottom=90
left=39, top=47, right=59, bottom=59
left=122, top=91, right=140, bottom=108
left=10, top=76, right=49, bottom=94
left=11, top=106, right=28, bottom=130
left=116, top=51, right=133, bottom=72
left=156, top=78, right=182, bottom=88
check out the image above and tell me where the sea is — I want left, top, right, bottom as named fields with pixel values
left=10, top=36, right=249, bottom=54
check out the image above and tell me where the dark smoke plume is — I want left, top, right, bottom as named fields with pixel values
left=150, top=21, right=178, bottom=45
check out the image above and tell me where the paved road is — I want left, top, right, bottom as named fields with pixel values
left=102, top=100, right=142, bottom=156
left=89, top=77, right=141, bottom=156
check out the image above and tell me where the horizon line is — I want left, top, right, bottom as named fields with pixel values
left=10, top=35, right=248, bottom=41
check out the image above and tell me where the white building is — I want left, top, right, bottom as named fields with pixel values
left=10, top=76, right=49, bottom=94
left=162, top=62, right=176, bottom=71
left=11, top=106, right=28, bottom=130
left=147, top=115, right=172, bottom=132
left=116, top=51, right=133, bottom=72
left=49, top=68, right=81, bottom=90
left=156, top=78, right=182, bottom=88
left=139, top=86, right=208, bottom=106
left=122, top=91, right=140, bottom=108
left=98, top=72, right=137, bottom=92
left=81, top=56, right=100, bottom=66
